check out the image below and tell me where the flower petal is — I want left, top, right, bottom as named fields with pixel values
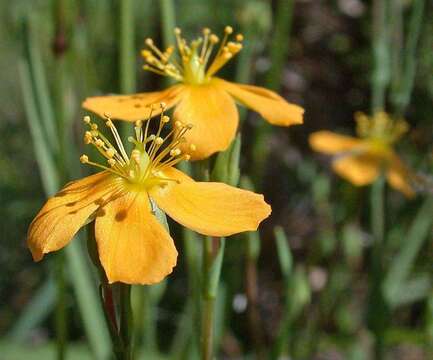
left=386, top=154, right=415, bottom=198
left=309, top=131, right=362, bottom=154
left=150, top=167, right=271, bottom=237
left=213, top=78, right=304, bottom=126
left=95, top=191, right=177, bottom=285
left=332, top=154, right=381, bottom=186
left=82, top=85, right=182, bottom=121
left=173, top=83, right=238, bottom=160
left=27, top=172, right=116, bottom=261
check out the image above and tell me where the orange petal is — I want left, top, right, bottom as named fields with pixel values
left=27, top=172, right=117, bottom=261
left=173, top=83, right=238, bottom=160
left=150, top=167, right=271, bottom=237
left=386, top=154, right=415, bottom=198
left=332, top=154, right=381, bottom=186
left=82, top=85, right=182, bottom=121
left=213, top=78, right=304, bottom=126
left=95, top=191, right=177, bottom=285
left=309, top=131, right=362, bottom=154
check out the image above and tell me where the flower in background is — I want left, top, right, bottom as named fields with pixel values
left=309, top=112, right=415, bottom=197
left=83, top=26, right=304, bottom=160
left=27, top=106, right=271, bottom=284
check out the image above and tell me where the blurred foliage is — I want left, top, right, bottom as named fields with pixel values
left=0, top=0, right=432, bottom=359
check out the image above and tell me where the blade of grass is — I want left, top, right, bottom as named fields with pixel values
left=7, top=277, right=56, bottom=340
left=20, top=42, right=111, bottom=360
left=23, top=16, right=59, bottom=153
left=265, top=0, right=295, bottom=91
left=383, top=197, right=433, bottom=306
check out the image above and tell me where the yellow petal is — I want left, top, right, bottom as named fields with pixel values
left=150, top=167, right=271, bottom=237
left=82, top=85, right=182, bottom=121
left=173, top=83, right=238, bottom=160
left=95, top=191, right=177, bottom=285
left=309, top=131, right=362, bottom=154
left=27, top=172, right=116, bottom=261
left=386, top=154, right=415, bottom=198
left=213, top=78, right=304, bottom=126
left=332, top=154, right=381, bottom=186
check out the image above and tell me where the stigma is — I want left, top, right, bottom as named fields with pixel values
left=80, top=103, right=195, bottom=190
left=141, top=26, right=243, bottom=85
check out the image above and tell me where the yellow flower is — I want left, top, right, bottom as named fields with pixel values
left=82, top=26, right=304, bottom=160
left=309, top=112, right=415, bottom=197
left=27, top=107, right=271, bottom=284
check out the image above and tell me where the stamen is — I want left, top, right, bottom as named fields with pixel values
left=141, top=26, right=243, bottom=84
left=80, top=110, right=194, bottom=189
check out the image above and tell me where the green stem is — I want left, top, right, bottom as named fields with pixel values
left=201, top=237, right=216, bottom=360
left=160, top=0, right=176, bottom=87
left=120, top=284, right=133, bottom=360
left=55, top=253, right=67, bottom=360
left=266, top=0, right=295, bottom=91
left=251, top=0, right=295, bottom=187
left=371, top=0, right=390, bottom=112
left=119, top=0, right=136, bottom=141
left=368, top=176, right=388, bottom=360
left=119, top=0, right=136, bottom=94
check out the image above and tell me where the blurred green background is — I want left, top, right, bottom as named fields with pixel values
left=1, top=0, right=432, bottom=359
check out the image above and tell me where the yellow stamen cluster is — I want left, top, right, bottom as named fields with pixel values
left=355, top=112, right=408, bottom=145
left=80, top=104, right=195, bottom=189
left=141, top=26, right=243, bottom=84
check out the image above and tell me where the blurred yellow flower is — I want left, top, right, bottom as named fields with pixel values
left=83, top=26, right=304, bottom=160
left=27, top=107, right=271, bottom=284
left=309, top=112, right=415, bottom=197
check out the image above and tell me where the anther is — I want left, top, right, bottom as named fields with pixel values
left=170, top=149, right=181, bottom=156
left=91, top=123, right=98, bottom=130
left=162, top=115, right=170, bottom=123
left=83, top=116, right=91, bottom=124
left=106, top=148, right=116, bottom=158
left=145, top=38, right=153, bottom=46
left=160, top=102, right=167, bottom=109
left=203, top=28, right=211, bottom=35
left=80, top=155, right=89, bottom=164
left=184, top=154, right=191, bottom=161
left=135, top=120, right=143, bottom=127
left=236, top=34, right=244, bottom=42
left=174, top=27, right=181, bottom=35
left=210, top=34, right=219, bottom=43
left=225, top=26, right=233, bottom=34
left=108, top=159, right=116, bottom=167
left=155, top=137, right=164, bottom=145
left=95, top=139, right=104, bottom=147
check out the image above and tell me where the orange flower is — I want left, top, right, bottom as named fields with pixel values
left=27, top=107, right=271, bottom=284
left=83, top=26, right=304, bottom=160
left=309, top=112, right=415, bottom=197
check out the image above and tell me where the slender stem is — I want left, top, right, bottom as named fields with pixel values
left=119, top=0, right=136, bottom=141
left=160, top=0, right=176, bottom=87
left=120, top=284, right=133, bottom=360
left=251, top=0, right=295, bottom=187
left=119, top=0, right=136, bottom=94
left=368, top=176, right=388, bottom=360
left=201, top=237, right=216, bottom=360
left=371, top=0, right=390, bottom=112
left=55, top=253, right=67, bottom=360
left=266, top=0, right=295, bottom=91
left=245, top=253, right=265, bottom=359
